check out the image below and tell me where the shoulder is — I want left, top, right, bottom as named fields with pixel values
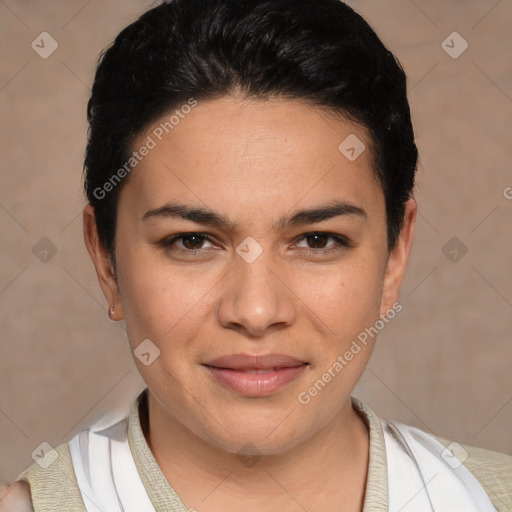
left=0, top=480, right=33, bottom=512
left=352, top=398, right=512, bottom=510
left=433, top=433, right=512, bottom=511
left=10, top=441, right=86, bottom=512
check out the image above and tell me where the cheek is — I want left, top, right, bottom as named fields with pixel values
left=296, top=256, right=385, bottom=341
left=292, top=258, right=385, bottom=403
left=116, top=246, right=216, bottom=350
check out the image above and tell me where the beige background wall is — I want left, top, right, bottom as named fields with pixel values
left=1, top=0, right=511, bottom=482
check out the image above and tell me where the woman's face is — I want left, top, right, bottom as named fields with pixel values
left=86, top=95, right=415, bottom=455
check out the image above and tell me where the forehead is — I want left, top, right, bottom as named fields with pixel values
left=119, top=95, right=383, bottom=225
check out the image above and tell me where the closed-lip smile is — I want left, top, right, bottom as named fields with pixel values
left=203, top=353, right=309, bottom=396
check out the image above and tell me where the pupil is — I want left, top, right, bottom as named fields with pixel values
left=183, top=235, right=203, bottom=250
left=308, top=234, right=327, bottom=249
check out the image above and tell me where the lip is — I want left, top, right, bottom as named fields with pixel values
left=203, top=353, right=309, bottom=397
left=204, top=353, right=307, bottom=370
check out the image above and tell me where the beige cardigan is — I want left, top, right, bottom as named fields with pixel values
left=14, top=390, right=512, bottom=511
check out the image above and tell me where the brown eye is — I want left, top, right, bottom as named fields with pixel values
left=179, top=234, right=207, bottom=250
left=161, top=233, right=215, bottom=252
left=295, top=232, right=352, bottom=253
left=304, top=233, right=330, bottom=249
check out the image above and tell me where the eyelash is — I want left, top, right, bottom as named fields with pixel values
left=160, top=232, right=353, bottom=256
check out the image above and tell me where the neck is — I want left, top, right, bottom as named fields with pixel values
left=141, top=390, right=369, bottom=512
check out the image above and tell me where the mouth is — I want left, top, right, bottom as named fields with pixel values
left=202, top=353, right=309, bottom=397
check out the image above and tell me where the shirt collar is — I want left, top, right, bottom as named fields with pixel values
left=127, top=388, right=388, bottom=511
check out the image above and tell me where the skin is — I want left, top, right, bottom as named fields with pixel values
left=83, top=94, right=416, bottom=512
left=0, top=482, right=33, bottom=512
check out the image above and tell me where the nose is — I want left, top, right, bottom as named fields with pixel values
left=216, top=248, right=297, bottom=338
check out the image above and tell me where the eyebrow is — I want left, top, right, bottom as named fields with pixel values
left=142, top=200, right=367, bottom=231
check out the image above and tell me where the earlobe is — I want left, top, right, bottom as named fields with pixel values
left=379, top=198, right=417, bottom=317
left=83, top=204, right=124, bottom=320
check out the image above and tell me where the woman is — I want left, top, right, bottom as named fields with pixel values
left=2, top=0, right=511, bottom=510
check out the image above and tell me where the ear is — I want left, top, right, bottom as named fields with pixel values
left=83, top=204, right=124, bottom=320
left=379, top=197, right=417, bottom=317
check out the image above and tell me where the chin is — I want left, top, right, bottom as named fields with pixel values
left=193, top=411, right=312, bottom=457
